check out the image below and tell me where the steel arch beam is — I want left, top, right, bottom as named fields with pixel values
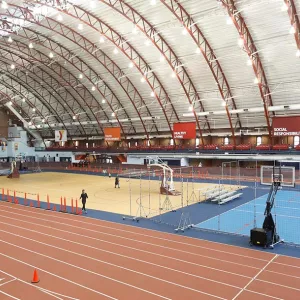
left=2, top=6, right=130, bottom=139
left=221, top=0, right=273, bottom=139
left=96, top=0, right=209, bottom=142
left=161, top=0, right=242, bottom=145
left=284, top=0, right=300, bottom=51
left=0, top=29, right=107, bottom=137
left=0, top=43, right=86, bottom=139
left=0, top=73, right=55, bottom=138
left=24, top=1, right=180, bottom=138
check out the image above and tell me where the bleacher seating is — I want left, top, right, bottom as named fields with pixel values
left=220, top=145, right=235, bottom=150
left=236, top=144, right=251, bottom=150
left=203, top=144, right=218, bottom=150
left=256, top=144, right=272, bottom=150
left=272, top=144, right=289, bottom=150
left=219, top=193, right=243, bottom=204
left=211, top=191, right=237, bottom=202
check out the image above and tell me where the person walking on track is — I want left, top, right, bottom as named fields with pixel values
left=80, top=189, right=88, bottom=214
left=115, top=175, right=120, bottom=188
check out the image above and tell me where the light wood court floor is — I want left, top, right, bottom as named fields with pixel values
left=0, top=172, right=244, bottom=217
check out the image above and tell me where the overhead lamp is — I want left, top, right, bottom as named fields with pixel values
left=195, top=48, right=201, bottom=54
left=222, top=101, right=226, bottom=107
left=254, top=77, right=259, bottom=84
left=90, top=0, right=96, bottom=8
left=247, top=58, right=252, bottom=66
left=238, top=38, right=244, bottom=47
left=151, top=91, right=155, bottom=97
left=144, top=40, right=151, bottom=46
left=140, top=77, right=146, bottom=83
left=28, top=121, right=32, bottom=126
left=289, top=26, right=296, bottom=34
left=113, top=48, right=118, bottom=54
left=10, top=64, right=15, bottom=69
left=73, top=115, right=77, bottom=120
left=42, top=119, right=45, bottom=123
left=22, top=98, right=26, bottom=102
left=8, top=36, right=12, bottom=43
left=159, top=55, right=165, bottom=62
left=128, top=62, right=134, bottom=68
left=171, top=72, right=176, bottom=78
left=188, top=105, right=193, bottom=111
left=226, top=17, right=233, bottom=25
left=99, top=36, right=105, bottom=43
left=102, top=99, right=106, bottom=104
left=32, top=108, right=36, bottom=112
left=57, top=15, right=63, bottom=21
left=91, top=86, right=96, bottom=91
left=150, top=0, right=156, bottom=5
left=78, top=24, right=83, bottom=30
left=182, top=28, right=188, bottom=35
left=111, top=112, right=115, bottom=117
left=79, top=73, right=83, bottom=79
left=132, top=26, right=138, bottom=35
left=7, top=101, right=12, bottom=106
left=49, top=52, right=54, bottom=58
left=281, top=3, right=288, bottom=12
left=29, top=42, right=33, bottom=49
left=1, top=1, right=8, bottom=9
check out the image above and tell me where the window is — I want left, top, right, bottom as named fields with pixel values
left=196, top=138, right=200, bottom=147
left=146, top=140, right=150, bottom=146
left=128, top=142, right=131, bottom=148
left=257, top=136, right=262, bottom=146
left=135, top=141, right=137, bottom=146
left=224, top=137, right=229, bottom=145
left=61, top=141, right=65, bottom=147
left=75, top=141, right=79, bottom=147
left=86, top=143, right=88, bottom=148
left=294, top=136, right=299, bottom=147
left=170, top=139, right=174, bottom=146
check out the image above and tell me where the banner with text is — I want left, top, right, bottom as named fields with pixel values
left=55, top=130, right=67, bottom=142
left=173, top=122, right=196, bottom=139
left=272, top=116, right=300, bottom=136
left=104, top=127, right=121, bottom=141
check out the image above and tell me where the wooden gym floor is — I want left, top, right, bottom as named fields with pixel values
left=0, top=172, right=243, bottom=217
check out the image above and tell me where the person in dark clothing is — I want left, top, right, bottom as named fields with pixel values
left=80, top=189, right=88, bottom=214
left=115, top=175, right=120, bottom=188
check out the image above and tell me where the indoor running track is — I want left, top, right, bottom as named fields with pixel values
left=0, top=202, right=299, bottom=300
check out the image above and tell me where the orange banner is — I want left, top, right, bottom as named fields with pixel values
left=104, top=127, right=121, bottom=141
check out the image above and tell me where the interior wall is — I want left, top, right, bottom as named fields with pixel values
left=0, top=110, right=9, bottom=139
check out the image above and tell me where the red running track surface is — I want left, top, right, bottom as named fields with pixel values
left=0, top=202, right=299, bottom=300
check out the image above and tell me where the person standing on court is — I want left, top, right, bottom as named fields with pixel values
left=115, top=175, right=120, bottom=188
left=80, top=189, right=88, bottom=214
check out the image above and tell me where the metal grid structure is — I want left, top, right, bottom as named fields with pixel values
left=0, top=0, right=299, bottom=140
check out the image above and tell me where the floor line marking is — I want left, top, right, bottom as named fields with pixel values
left=0, top=208, right=267, bottom=269
left=0, top=228, right=241, bottom=293
left=0, top=218, right=253, bottom=280
left=0, top=279, right=17, bottom=287
left=245, top=289, right=284, bottom=300
left=0, top=202, right=271, bottom=262
left=232, top=254, right=278, bottom=300
left=0, top=238, right=225, bottom=300
left=0, top=252, right=117, bottom=300
left=0, top=269, right=78, bottom=300
left=0, top=290, right=20, bottom=300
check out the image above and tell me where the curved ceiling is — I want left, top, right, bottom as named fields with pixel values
left=0, top=0, right=299, bottom=142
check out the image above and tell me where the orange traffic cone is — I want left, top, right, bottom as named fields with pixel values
left=31, top=269, right=40, bottom=284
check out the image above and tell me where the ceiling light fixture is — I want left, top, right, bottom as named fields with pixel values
left=32, top=108, right=36, bottom=112
left=150, top=0, right=156, bottom=5
left=1, top=1, right=8, bottom=9
left=78, top=24, right=83, bottom=30
left=128, top=62, right=134, bottom=68
left=10, top=64, right=15, bottom=69
left=49, top=52, right=54, bottom=58
left=113, top=48, right=118, bottom=54
left=91, top=86, right=96, bottom=91
left=151, top=91, right=155, bottom=97
left=102, top=99, right=106, bottom=104
left=57, top=15, right=63, bottom=21
left=99, top=36, right=105, bottom=43
left=8, top=36, right=13, bottom=43
left=29, top=43, right=33, bottom=49
left=22, top=98, right=26, bottom=102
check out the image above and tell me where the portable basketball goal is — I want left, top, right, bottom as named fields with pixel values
left=147, top=156, right=180, bottom=196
